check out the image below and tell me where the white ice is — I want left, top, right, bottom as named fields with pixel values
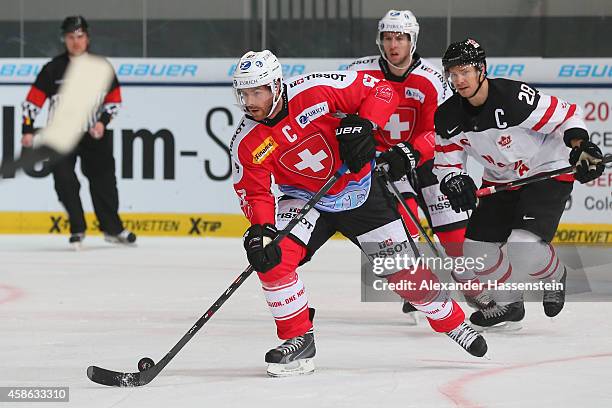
left=1, top=235, right=611, bottom=408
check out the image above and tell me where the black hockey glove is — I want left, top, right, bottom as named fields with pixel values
left=243, top=223, right=282, bottom=273
left=440, top=173, right=478, bottom=213
left=569, top=140, right=604, bottom=184
left=378, top=142, right=421, bottom=181
left=335, top=114, right=376, bottom=173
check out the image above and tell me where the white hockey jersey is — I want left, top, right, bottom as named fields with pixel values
left=433, top=78, right=587, bottom=184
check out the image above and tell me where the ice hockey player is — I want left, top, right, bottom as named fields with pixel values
left=348, top=10, right=492, bottom=322
left=433, top=38, right=604, bottom=329
left=21, top=16, right=136, bottom=248
left=230, top=49, right=488, bottom=377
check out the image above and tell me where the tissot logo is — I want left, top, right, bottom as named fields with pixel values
left=289, top=73, right=347, bottom=88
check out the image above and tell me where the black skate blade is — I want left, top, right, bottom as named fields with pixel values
left=87, top=365, right=152, bottom=387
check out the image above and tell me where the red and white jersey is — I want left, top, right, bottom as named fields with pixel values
left=433, top=78, right=586, bottom=184
left=347, top=54, right=450, bottom=164
left=230, top=71, right=399, bottom=225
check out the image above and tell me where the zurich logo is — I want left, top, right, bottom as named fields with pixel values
left=390, top=11, right=400, bottom=16
left=239, top=61, right=252, bottom=70
left=299, top=115, right=309, bottom=125
left=255, top=60, right=264, bottom=67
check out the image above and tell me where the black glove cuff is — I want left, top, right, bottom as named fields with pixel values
left=563, top=127, right=589, bottom=148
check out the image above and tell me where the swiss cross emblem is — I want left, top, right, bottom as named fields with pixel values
left=379, top=107, right=416, bottom=147
left=279, top=133, right=334, bottom=180
left=498, top=135, right=512, bottom=147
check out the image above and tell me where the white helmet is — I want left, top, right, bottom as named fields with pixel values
left=376, top=10, right=420, bottom=70
left=233, top=50, right=283, bottom=118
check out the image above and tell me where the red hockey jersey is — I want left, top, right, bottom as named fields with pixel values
left=348, top=54, right=450, bottom=164
left=230, top=71, right=399, bottom=225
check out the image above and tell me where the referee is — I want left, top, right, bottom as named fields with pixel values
left=21, top=16, right=136, bottom=248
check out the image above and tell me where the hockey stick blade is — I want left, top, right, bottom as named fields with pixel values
left=476, top=154, right=612, bottom=197
left=87, top=164, right=349, bottom=387
left=0, top=54, right=113, bottom=178
left=87, top=365, right=152, bottom=387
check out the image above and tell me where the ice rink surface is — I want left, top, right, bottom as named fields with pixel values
left=1, top=235, right=611, bottom=408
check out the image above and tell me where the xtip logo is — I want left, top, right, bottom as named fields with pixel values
left=49, top=215, right=71, bottom=233
left=189, top=218, right=222, bottom=235
left=239, top=61, right=252, bottom=70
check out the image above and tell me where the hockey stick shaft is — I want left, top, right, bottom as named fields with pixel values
left=476, top=155, right=612, bottom=198
left=87, top=164, right=348, bottom=387
left=376, top=166, right=441, bottom=258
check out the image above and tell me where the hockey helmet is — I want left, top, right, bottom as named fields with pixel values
left=233, top=50, right=283, bottom=118
left=61, top=15, right=89, bottom=34
left=376, top=10, right=420, bottom=67
left=442, top=38, right=486, bottom=73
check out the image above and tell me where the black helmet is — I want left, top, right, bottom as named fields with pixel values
left=61, top=15, right=89, bottom=34
left=442, top=38, right=486, bottom=72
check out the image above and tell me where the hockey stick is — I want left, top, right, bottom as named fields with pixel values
left=87, top=163, right=349, bottom=387
left=375, top=165, right=441, bottom=258
left=0, top=55, right=114, bottom=178
left=476, top=155, right=612, bottom=198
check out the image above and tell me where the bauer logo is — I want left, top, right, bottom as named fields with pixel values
left=252, top=136, right=278, bottom=164
left=239, top=61, right=252, bottom=70
left=405, top=87, right=425, bottom=103
left=295, top=102, right=329, bottom=128
left=390, top=11, right=401, bottom=16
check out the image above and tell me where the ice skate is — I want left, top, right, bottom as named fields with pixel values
left=104, top=230, right=137, bottom=245
left=470, top=301, right=525, bottom=332
left=464, top=291, right=496, bottom=311
left=69, top=233, right=85, bottom=250
left=446, top=322, right=488, bottom=357
left=265, top=329, right=316, bottom=377
left=543, top=268, right=567, bottom=318
left=402, top=300, right=419, bottom=326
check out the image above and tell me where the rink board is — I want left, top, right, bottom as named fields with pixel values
left=1, top=57, right=610, bottom=239
left=0, top=211, right=610, bottom=244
